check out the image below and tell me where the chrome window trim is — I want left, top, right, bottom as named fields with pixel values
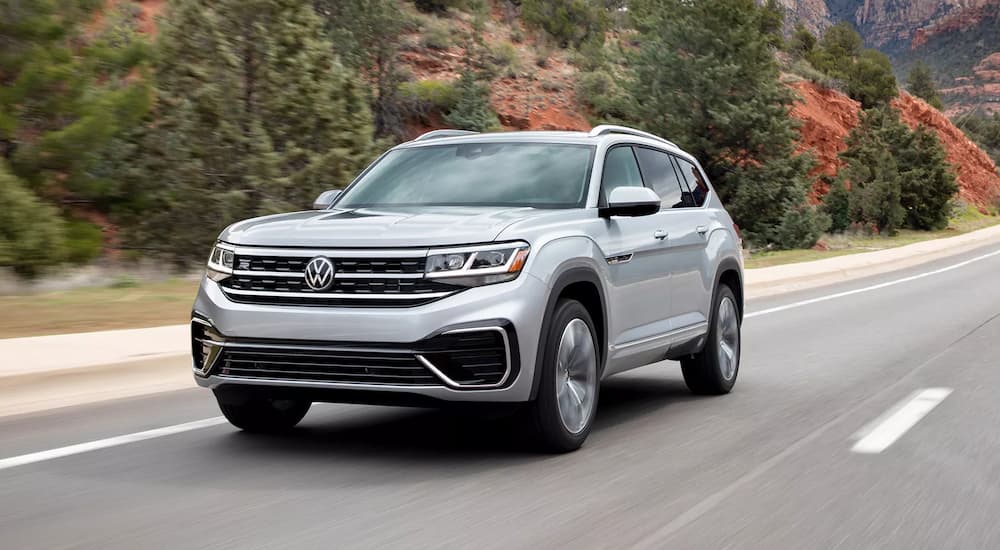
left=415, top=326, right=512, bottom=389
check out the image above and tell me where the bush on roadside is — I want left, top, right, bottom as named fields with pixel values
left=577, top=68, right=632, bottom=120
left=63, top=220, right=104, bottom=265
left=0, top=164, right=67, bottom=276
left=775, top=202, right=831, bottom=249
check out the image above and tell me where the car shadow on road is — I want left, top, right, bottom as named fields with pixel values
left=215, top=369, right=700, bottom=462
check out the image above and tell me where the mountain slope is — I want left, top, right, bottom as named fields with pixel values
left=777, top=0, right=1000, bottom=115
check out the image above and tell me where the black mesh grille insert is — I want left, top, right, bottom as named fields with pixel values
left=420, top=329, right=510, bottom=386
left=216, top=347, right=439, bottom=386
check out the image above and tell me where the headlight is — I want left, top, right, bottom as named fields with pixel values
left=425, top=242, right=530, bottom=287
left=206, top=242, right=235, bottom=282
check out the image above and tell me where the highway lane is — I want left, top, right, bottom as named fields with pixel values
left=2, top=244, right=1000, bottom=549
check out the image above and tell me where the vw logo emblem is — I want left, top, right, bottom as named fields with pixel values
left=304, top=256, right=335, bottom=291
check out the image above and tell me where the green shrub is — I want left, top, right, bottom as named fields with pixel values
left=487, top=41, right=520, bottom=74
left=845, top=50, right=898, bottom=109
left=444, top=71, right=500, bottom=132
left=822, top=177, right=851, bottom=232
left=0, top=164, right=67, bottom=277
left=398, top=79, right=459, bottom=110
left=421, top=24, right=453, bottom=50
left=775, top=202, right=831, bottom=249
left=788, top=59, right=838, bottom=90
left=63, top=219, right=104, bottom=265
left=577, top=69, right=631, bottom=120
left=521, top=0, right=607, bottom=49
left=510, top=28, right=525, bottom=44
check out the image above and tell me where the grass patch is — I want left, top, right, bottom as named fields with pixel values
left=0, top=278, right=200, bottom=338
left=745, top=206, right=1000, bottom=269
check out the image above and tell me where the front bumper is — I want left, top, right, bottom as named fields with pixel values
left=192, top=273, right=549, bottom=403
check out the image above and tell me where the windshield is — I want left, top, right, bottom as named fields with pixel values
left=335, top=142, right=595, bottom=209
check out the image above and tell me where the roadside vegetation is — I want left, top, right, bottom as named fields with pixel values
left=745, top=203, right=1000, bottom=268
left=0, top=278, right=198, bottom=338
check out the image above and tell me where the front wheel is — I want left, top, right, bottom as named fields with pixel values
left=681, top=284, right=741, bottom=395
left=523, top=299, right=600, bottom=453
left=215, top=391, right=311, bottom=433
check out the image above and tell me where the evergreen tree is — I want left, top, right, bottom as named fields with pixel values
left=0, top=1, right=150, bottom=211
left=628, top=0, right=826, bottom=248
left=833, top=107, right=956, bottom=234
left=906, top=61, right=944, bottom=110
left=127, top=0, right=377, bottom=264
left=444, top=71, right=500, bottom=132
left=0, top=162, right=67, bottom=276
left=809, top=22, right=862, bottom=79
left=845, top=50, right=898, bottom=109
left=315, top=0, right=407, bottom=138
left=956, top=112, right=1000, bottom=165
left=787, top=23, right=818, bottom=60
left=521, top=0, right=608, bottom=49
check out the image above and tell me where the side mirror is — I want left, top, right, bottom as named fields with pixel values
left=600, top=187, right=661, bottom=218
left=312, top=189, right=342, bottom=210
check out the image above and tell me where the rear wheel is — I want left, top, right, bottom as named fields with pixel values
left=681, top=284, right=740, bottom=395
left=524, top=299, right=600, bottom=453
left=215, top=391, right=311, bottom=433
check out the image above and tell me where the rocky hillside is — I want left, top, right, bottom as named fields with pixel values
left=790, top=80, right=1000, bottom=207
left=776, top=0, right=1000, bottom=115
left=115, top=0, right=1000, bottom=209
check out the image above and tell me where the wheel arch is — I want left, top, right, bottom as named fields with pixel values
left=529, top=267, right=608, bottom=400
left=714, top=257, right=744, bottom=320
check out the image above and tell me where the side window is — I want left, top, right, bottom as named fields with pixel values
left=634, top=147, right=686, bottom=209
left=674, top=157, right=710, bottom=207
left=601, top=146, right=644, bottom=200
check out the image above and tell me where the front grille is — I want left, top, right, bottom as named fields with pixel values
left=197, top=327, right=516, bottom=388
left=216, top=346, right=440, bottom=385
left=236, top=255, right=426, bottom=274
left=223, top=275, right=454, bottom=295
left=220, top=249, right=457, bottom=307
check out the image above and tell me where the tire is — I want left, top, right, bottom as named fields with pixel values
left=681, top=284, right=741, bottom=395
left=215, top=391, right=311, bottom=433
left=523, top=299, right=601, bottom=453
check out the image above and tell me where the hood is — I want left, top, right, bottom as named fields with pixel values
left=220, top=206, right=541, bottom=248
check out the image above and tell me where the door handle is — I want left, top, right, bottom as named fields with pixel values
left=696, top=225, right=708, bottom=235
left=653, top=229, right=668, bottom=240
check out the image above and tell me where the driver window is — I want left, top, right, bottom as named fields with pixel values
left=602, top=146, right=644, bottom=200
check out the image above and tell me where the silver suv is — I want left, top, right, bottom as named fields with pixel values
left=192, top=125, right=744, bottom=452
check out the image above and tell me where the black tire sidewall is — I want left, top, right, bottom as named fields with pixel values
left=531, top=299, right=601, bottom=452
left=707, top=285, right=740, bottom=392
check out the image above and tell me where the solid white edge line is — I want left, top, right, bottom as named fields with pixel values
left=851, top=388, right=952, bottom=454
left=0, top=417, right=227, bottom=471
left=746, top=249, right=1000, bottom=319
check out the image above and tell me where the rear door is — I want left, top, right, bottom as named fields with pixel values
left=669, top=155, right=715, bottom=328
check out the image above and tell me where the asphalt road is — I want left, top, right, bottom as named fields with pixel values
left=2, top=244, right=1000, bottom=549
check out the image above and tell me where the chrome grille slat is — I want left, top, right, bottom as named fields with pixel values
left=221, top=249, right=457, bottom=306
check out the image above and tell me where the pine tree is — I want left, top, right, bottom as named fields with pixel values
left=906, top=61, right=944, bottom=110
left=834, top=107, right=956, bottom=234
left=787, top=23, right=818, bottom=60
left=126, top=0, right=378, bottom=265
left=316, top=0, right=407, bottom=138
left=628, top=0, right=826, bottom=248
left=0, top=162, right=67, bottom=276
left=0, top=1, right=150, bottom=272
left=846, top=50, right=898, bottom=109
left=444, top=71, right=500, bottom=132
